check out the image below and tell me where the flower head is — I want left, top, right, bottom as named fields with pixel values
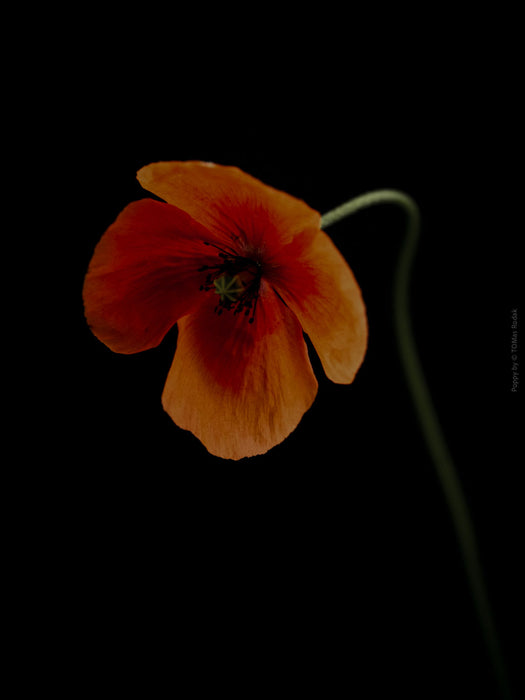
left=83, top=162, right=367, bottom=459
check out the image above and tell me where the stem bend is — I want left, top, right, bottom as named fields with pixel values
left=321, top=190, right=512, bottom=699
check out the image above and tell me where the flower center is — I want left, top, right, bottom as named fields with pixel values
left=198, top=241, right=262, bottom=323
left=213, top=273, right=245, bottom=303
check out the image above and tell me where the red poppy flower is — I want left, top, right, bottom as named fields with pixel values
left=83, top=162, right=367, bottom=459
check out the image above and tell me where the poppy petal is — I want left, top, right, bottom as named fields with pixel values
left=269, top=230, right=368, bottom=384
left=136, top=161, right=321, bottom=251
left=83, top=199, right=220, bottom=354
left=162, top=281, right=318, bottom=460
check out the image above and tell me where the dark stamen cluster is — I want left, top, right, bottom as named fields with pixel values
left=198, top=241, right=262, bottom=323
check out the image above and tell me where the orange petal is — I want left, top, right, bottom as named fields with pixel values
left=269, top=230, right=368, bottom=384
left=162, top=281, right=318, bottom=460
left=137, top=161, right=321, bottom=251
left=83, top=199, right=219, bottom=354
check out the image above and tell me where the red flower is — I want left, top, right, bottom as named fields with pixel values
left=83, top=162, right=367, bottom=459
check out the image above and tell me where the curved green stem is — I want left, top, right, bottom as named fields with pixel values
left=321, top=191, right=512, bottom=699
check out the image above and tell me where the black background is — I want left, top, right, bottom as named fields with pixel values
left=33, top=12, right=522, bottom=698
